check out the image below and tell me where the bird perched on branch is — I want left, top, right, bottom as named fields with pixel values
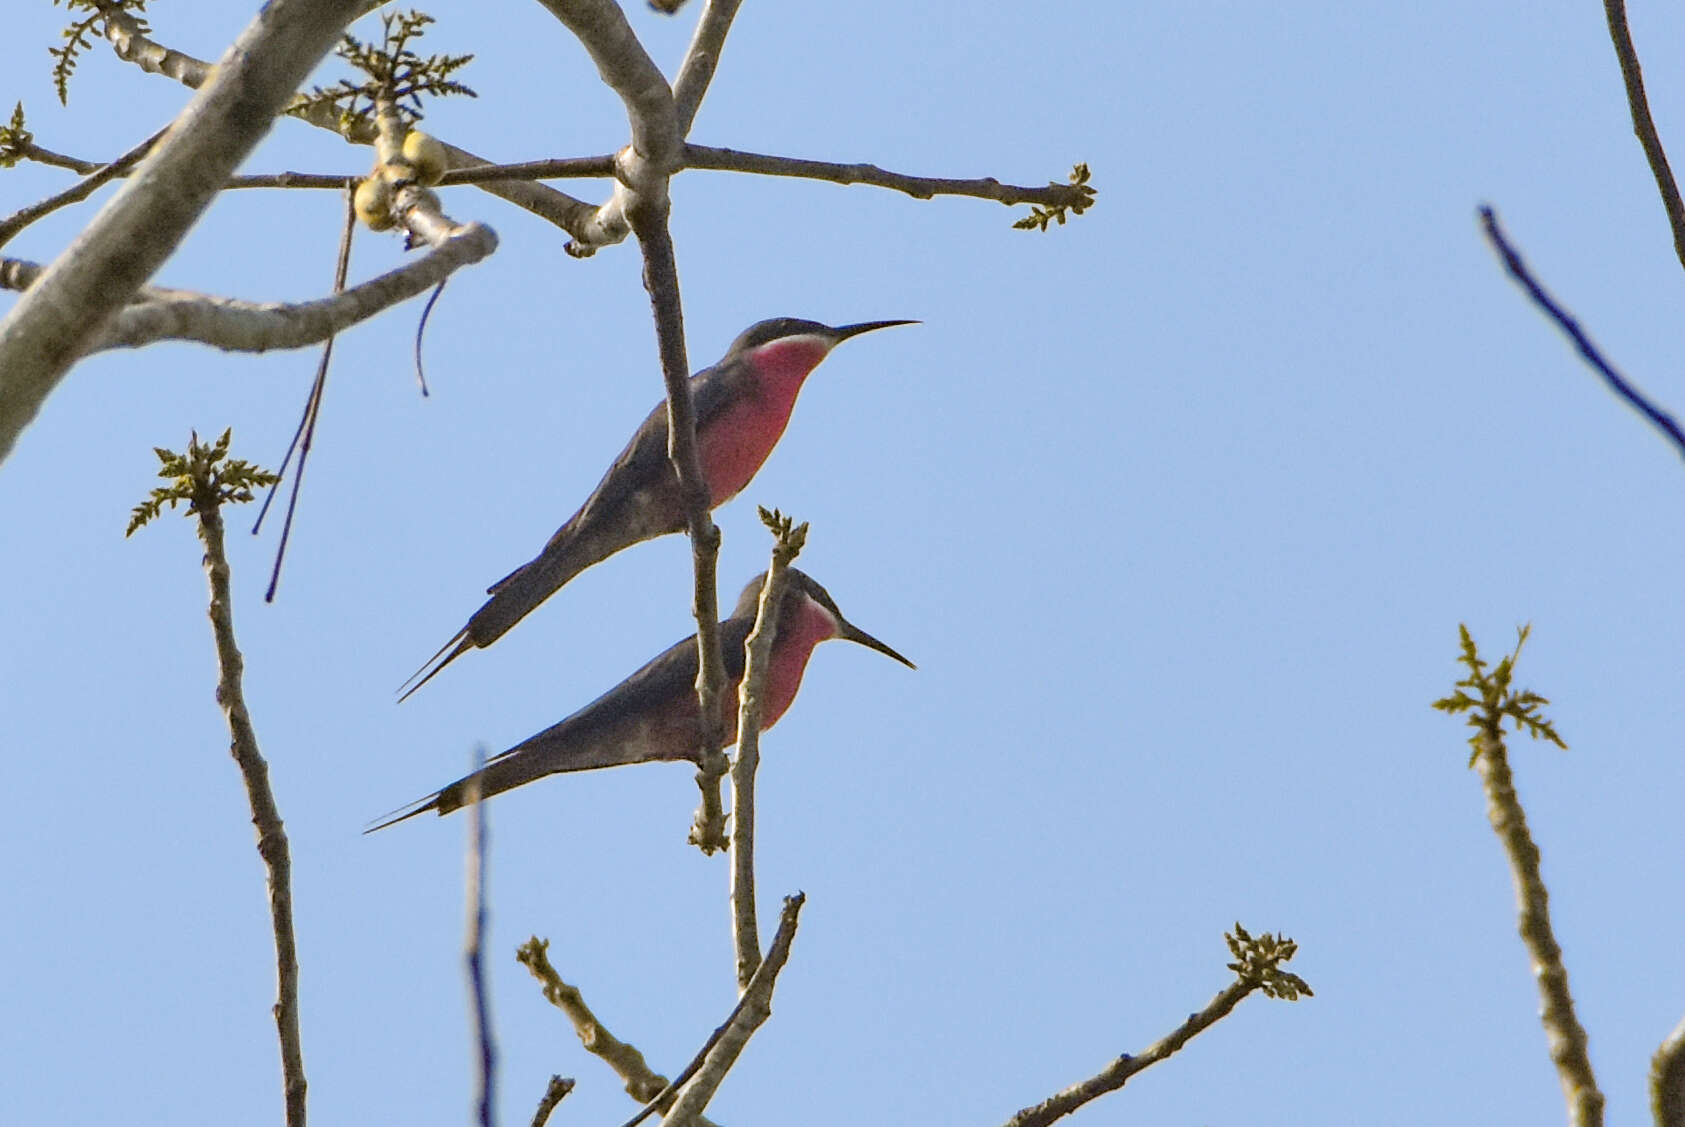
left=399, top=317, right=915, bottom=701
left=370, top=568, right=914, bottom=830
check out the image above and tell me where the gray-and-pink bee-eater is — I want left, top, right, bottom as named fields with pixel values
left=369, top=569, right=914, bottom=830
left=399, top=317, right=914, bottom=701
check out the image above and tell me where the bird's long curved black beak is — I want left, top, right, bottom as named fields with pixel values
left=837, top=617, right=916, bottom=669
left=830, top=319, right=919, bottom=344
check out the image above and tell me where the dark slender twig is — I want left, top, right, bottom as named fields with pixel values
left=0, top=127, right=167, bottom=251
left=1602, top=0, right=1685, bottom=272
left=258, top=186, right=357, bottom=601
left=464, top=754, right=495, bottom=1127
left=1478, top=205, right=1685, bottom=462
left=529, top=1076, right=574, bottom=1127
left=682, top=144, right=1091, bottom=209
left=413, top=280, right=445, bottom=396
left=622, top=893, right=806, bottom=1127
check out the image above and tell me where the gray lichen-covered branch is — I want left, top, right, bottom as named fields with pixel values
left=1, top=218, right=493, bottom=354
left=0, top=0, right=365, bottom=465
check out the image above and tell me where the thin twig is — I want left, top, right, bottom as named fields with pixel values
left=514, top=938, right=719, bottom=1127
left=258, top=186, right=357, bottom=602
left=515, top=939, right=671, bottom=1104
left=0, top=127, right=167, bottom=251
left=529, top=1076, right=574, bottom=1127
left=1601, top=0, right=1685, bottom=271
left=1001, top=924, right=1309, bottom=1127
left=653, top=894, right=806, bottom=1127
left=729, top=513, right=808, bottom=989
left=1478, top=205, right=1685, bottom=462
left=191, top=448, right=308, bottom=1127
left=682, top=144, right=1092, bottom=208
left=15, top=144, right=100, bottom=173
left=1001, top=980, right=1251, bottom=1127
left=464, top=757, right=495, bottom=1127
left=4, top=156, right=616, bottom=195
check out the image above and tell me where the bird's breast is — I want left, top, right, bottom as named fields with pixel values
left=698, top=384, right=803, bottom=505
left=757, top=598, right=842, bottom=730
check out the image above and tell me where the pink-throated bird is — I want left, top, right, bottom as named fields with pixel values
left=370, top=568, right=914, bottom=830
left=398, top=317, right=915, bottom=701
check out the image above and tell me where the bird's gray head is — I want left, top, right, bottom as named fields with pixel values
left=724, top=317, right=918, bottom=359
left=730, top=568, right=915, bottom=668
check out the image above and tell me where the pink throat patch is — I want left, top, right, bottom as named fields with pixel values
left=750, top=335, right=833, bottom=386
left=758, top=595, right=841, bottom=730
left=698, top=335, right=833, bottom=505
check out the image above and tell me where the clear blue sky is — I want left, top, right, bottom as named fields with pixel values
left=5, top=2, right=1685, bottom=1124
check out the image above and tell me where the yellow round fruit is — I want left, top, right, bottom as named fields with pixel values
left=403, top=130, right=448, bottom=187
left=353, top=175, right=395, bottom=231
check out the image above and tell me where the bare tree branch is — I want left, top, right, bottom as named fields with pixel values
left=671, top=0, right=744, bottom=136
left=0, top=0, right=366, bottom=466
left=656, top=893, right=806, bottom=1127
left=3, top=151, right=613, bottom=199
left=682, top=145, right=1093, bottom=209
left=13, top=143, right=100, bottom=173
left=515, top=938, right=671, bottom=1105
left=729, top=512, right=808, bottom=988
left=533, top=0, right=683, bottom=256
left=617, top=904, right=807, bottom=1127
left=1471, top=729, right=1602, bottom=1127
left=2, top=220, right=494, bottom=354
left=1478, top=205, right=1685, bottom=462
left=535, top=0, right=679, bottom=167
left=529, top=1076, right=575, bottom=1127
left=1655, top=1015, right=1685, bottom=1127
left=1001, top=980, right=1249, bottom=1127
left=533, top=1, right=731, bottom=851
left=133, top=432, right=307, bottom=1127
left=464, top=766, right=496, bottom=1127
left=1001, top=925, right=1310, bottom=1127
left=0, top=126, right=166, bottom=251
left=1436, top=626, right=1601, bottom=1127
left=1601, top=0, right=1685, bottom=272
left=100, top=2, right=218, bottom=89
left=94, top=3, right=600, bottom=238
